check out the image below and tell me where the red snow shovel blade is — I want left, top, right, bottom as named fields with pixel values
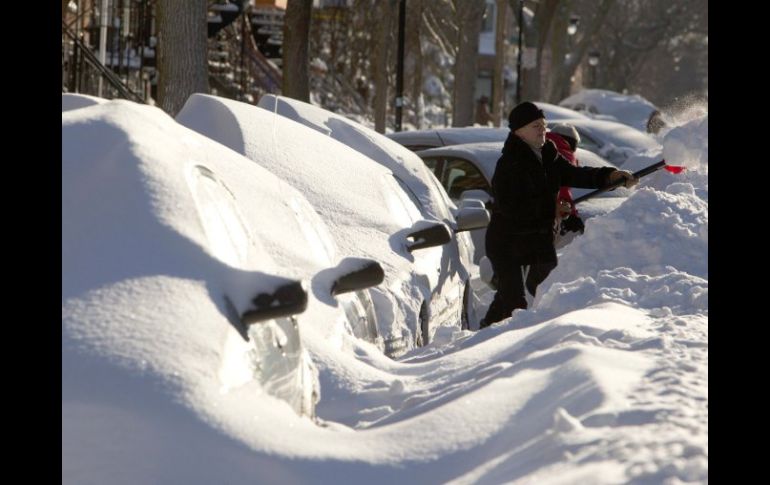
left=664, top=165, right=686, bottom=174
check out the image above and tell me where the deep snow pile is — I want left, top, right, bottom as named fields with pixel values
left=527, top=113, right=707, bottom=321
left=392, top=111, right=708, bottom=483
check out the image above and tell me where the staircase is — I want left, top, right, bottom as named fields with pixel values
left=206, top=2, right=283, bottom=103
left=208, top=0, right=244, bottom=37
left=61, top=0, right=154, bottom=102
left=249, top=6, right=284, bottom=65
left=61, top=0, right=284, bottom=104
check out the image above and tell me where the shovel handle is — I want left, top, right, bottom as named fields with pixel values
left=573, top=160, right=667, bottom=204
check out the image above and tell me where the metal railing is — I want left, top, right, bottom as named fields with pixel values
left=208, top=12, right=282, bottom=101
left=62, top=23, right=146, bottom=102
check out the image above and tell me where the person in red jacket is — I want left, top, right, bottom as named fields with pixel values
left=546, top=124, right=586, bottom=235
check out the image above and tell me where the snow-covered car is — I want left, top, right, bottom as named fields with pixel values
left=388, top=120, right=659, bottom=169
left=559, top=88, right=659, bottom=132
left=415, top=142, right=625, bottom=262
left=387, top=126, right=509, bottom=152
left=533, top=101, right=592, bottom=121
left=178, top=94, right=477, bottom=354
left=256, top=94, right=489, bottom=228
left=546, top=118, right=662, bottom=167
left=63, top=98, right=386, bottom=450
left=385, top=103, right=587, bottom=152
left=257, top=94, right=488, bottom=328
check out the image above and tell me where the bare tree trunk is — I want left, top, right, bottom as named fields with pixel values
left=406, top=0, right=424, bottom=128
left=545, top=0, right=615, bottom=103
left=544, top=1, right=570, bottom=102
left=156, top=0, right=209, bottom=116
left=509, top=0, right=560, bottom=102
left=492, top=0, right=507, bottom=126
left=373, top=0, right=396, bottom=133
left=451, top=0, right=485, bottom=127
left=283, top=0, right=313, bottom=101
left=530, top=0, right=560, bottom=101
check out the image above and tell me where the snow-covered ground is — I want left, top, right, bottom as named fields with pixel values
left=62, top=96, right=707, bottom=484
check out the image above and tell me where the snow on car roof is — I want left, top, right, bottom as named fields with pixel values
left=388, top=127, right=509, bottom=148
left=559, top=89, right=658, bottom=132
left=554, top=118, right=662, bottom=152
left=534, top=101, right=591, bottom=121
left=258, top=94, right=454, bottom=222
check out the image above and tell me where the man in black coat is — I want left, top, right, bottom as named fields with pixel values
left=480, top=101, right=638, bottom=328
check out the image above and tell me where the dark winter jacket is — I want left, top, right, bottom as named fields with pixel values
left=486, top=133, right=615, bottom=265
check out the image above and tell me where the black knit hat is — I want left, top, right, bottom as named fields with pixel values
left=508, top=101, right=545, bottom=131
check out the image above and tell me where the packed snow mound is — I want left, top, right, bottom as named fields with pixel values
left=532, top=187, right=707, bottom=316
left=257, top=94, right=455, bottom=223
left=526, top=111, right=708, bottom=322
left=399, top=302, right=707, bottom=485
left=662, top=115, right=708, bottom=171
left=623, top=114, right=708, bottom=202
left=62, top=93, right=107, bottom=111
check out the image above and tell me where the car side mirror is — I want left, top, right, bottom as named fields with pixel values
left=241, top=280, right=308, bottom=325
left=331, top=259, right=385, bottom=296
left=455, top=207, right=490, bottom=232
left=461, top=189, right=494, bottom=212
left=459, top=198, right=485, bottom=210
left=460, top=189, right=491, bottom=204
left=406, top=222, right=452, bottom=252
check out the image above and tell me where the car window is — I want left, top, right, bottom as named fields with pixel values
left=249, top=316, right=303, bottom=405
left=577, top=131, right=602, bottom=152
left=422, top=168, right=456, bottom=214
left=286, top=197, right=336, bottom=267
left=407, top=144, right=439, bottom=152
left=338, top=291, right=379, bottom=343
left=380, top=174, right=422, bottom=226
left=218, top=307, right=303, bottom=405
left=188, top=165, right=251, bottom=267
left=422, top=156, right=440, bottom=173
left=443, top=158, right=490, bottom=200
left=392, top=174, right=425, bottom=213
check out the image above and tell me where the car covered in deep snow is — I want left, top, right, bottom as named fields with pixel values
left=386, top=119, right=659, bottom=168
left=559, top=88, right=660, bottom=133
left=387, top=126, right=509, bottom=152
left=63, top=100, right=385, bottom=472
left=546, top=118, right=662, bottom=167
left=256, top=94, right=489, bottom=329
left=178, top=94, right=482, bottom=353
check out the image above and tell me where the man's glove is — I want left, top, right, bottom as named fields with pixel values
left=608, top=169, right=639, bottom=188
left=560, top=215, right=585, bottom=235
left=541, top=140, right=558, bottom=164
